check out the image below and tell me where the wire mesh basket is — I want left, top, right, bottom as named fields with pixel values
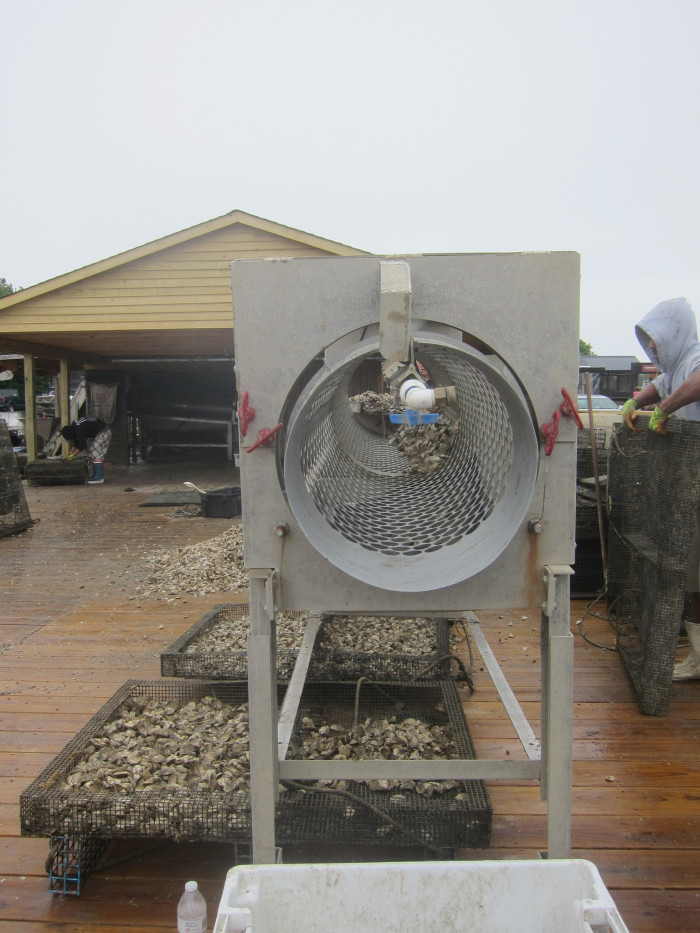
left=20, top=681, right=257, bottom=843
left=571, top=540, right=605, bottom=598
left=21, top=679, right=490, bottom=852
left=607, top=419, right=700, bottom=715
left=24, top=458, right=89, bottom=486
left=160, top=604, right=305, bottom=681
left=307, top=614, right=457, bottom=683
left=576, top=427, right=608, bottom=481
left=277, top=681, right=491, bottom=850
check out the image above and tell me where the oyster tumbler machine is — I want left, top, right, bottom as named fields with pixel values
left=232, top=252, right=581, bottom=862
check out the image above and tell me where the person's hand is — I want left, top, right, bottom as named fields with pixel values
left=621, top=398, right=642, bottom=433
left=648, top=406, right=669, bottom=434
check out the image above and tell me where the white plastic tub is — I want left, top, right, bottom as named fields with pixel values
left=214, top=859, right=628, bottom=933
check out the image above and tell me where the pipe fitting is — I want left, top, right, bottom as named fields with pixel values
left=399, top=378, right=436, bottom=411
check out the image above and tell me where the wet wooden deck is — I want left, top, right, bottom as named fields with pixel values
left=1, top=452, right=699, bottom=931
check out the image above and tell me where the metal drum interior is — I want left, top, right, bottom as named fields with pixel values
left=283, top=333, right=539, bottom=592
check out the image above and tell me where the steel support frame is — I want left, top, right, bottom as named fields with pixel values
left=248, top=565, right=574, bottom=862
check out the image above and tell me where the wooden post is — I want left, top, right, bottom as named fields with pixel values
left=23, top=354, right=36, bottom=461
left=59, top=359, right=70, bottom=457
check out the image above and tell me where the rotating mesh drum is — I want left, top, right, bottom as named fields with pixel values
left=283, top=332, right=539, bottom=592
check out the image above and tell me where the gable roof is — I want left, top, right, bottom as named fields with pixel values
left=0, top=210, right=367, bottom=309
left=0, top=210, right=369, bottom=365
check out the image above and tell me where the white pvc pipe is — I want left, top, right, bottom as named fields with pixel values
left=399, top=378, right=436, bottom=411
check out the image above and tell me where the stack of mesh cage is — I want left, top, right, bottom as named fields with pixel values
left=0, top=421, right=32, bottom=537
left=572, top=427, right=608, bottom=596
left=277, top=681, right=491, bottom=850
left=576, top=427, right=608, bottom=485
left=607, top=419, right=700, bottom=715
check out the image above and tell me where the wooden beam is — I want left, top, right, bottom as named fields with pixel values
left=0, top=334, right=107, bottom=365
left=59, top=358, right=70, bottom=457
left=23, top=353, right=36, bottom=461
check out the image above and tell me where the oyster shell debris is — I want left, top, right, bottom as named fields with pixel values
left=186, top=611, right=307, bottom=654
left=390, top=417, right=457, bottom=476
left=317, top=616, right=435, bottom=656
left=294, top=713, right=460, bottom=796
left=60, top=695, right=251, bottom=795
left=121, top=524, right=247, bottom=601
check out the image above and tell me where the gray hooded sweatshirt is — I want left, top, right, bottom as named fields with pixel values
left=635, top=297, right=700, bottom=421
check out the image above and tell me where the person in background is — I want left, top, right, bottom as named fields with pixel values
left=60, top=417, right=112, bottom=485
left=622, top=297, right=700, bottom=679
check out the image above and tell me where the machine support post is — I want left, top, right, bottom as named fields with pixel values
left=247, top=571, right=279, bottom=863
left=540, top=564, right=574, bottom=858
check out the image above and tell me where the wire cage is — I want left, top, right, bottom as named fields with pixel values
left=278, top=681, right=491, bottom=850
left=161, top=606, right=462, bottom=684
left=160, top=604, right=304, bottom=682
left=24, top=458, right=90, bottom=486
left=0, top=420, right=32, bottom=537
left=576, top=427, right=608, bottom=482
left=20, top=681, right=257, bottom=843
left=571, top=540, right=605, bottom=598
left=21, top=677, right=489, bottom=865
left=46, top=833, right=110, bottom=895
left=308, top=614, right=457, bottom=683
left=607, top=420, right=700, bottom=715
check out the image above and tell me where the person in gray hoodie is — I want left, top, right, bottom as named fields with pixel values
left=622, top=297, right=700, bottom=679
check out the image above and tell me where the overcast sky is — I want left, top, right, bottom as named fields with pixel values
left=2, top=0, right=698, bottom=358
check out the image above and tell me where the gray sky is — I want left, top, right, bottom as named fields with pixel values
left=2, top=0, right=698, bottom=357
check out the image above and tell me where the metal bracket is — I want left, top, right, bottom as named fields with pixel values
left=542, top=564, right=574, bottom=617
left=247, top=568, right=278, bottom=620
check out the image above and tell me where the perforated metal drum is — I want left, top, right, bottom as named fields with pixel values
left=282, top=331, right=539, bottom=592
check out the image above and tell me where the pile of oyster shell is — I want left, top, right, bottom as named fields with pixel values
left=59, top=695, right=251, bottom=796
left=185, top=610, right=307, bottom=654
left=317, top=616, right=435, bottom=656
left=348, top=391, right=398, bottom=416
left=124, top=525, right=247, bottom=601
left=390, top=416, right=456, bottom=476
left=293, top=713, right=462, bottom=798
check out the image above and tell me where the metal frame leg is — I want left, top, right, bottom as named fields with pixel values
left=248, top=573, right=278, bottom=863
left=541, top=565, right=574, bottom=858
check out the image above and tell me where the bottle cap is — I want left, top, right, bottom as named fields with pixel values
left=185, top=881, right=198, bottom=892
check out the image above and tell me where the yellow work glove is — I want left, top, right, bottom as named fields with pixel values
left=621, top=398, right=641, bottom=433
left=648, top=406, right=669, bottom=434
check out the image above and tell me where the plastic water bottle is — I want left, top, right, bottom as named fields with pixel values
left=177, top=880, right=207, bottom=933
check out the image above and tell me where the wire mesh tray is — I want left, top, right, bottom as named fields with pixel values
left=307, top=614, right=456, bottom=683
left=277, top=681, right=491, bottom=850
left=24, top=458, right=90, bottom=486
left=20, top=680, right=259, bottom=843
left=160, top=604, right=305, bottom=682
